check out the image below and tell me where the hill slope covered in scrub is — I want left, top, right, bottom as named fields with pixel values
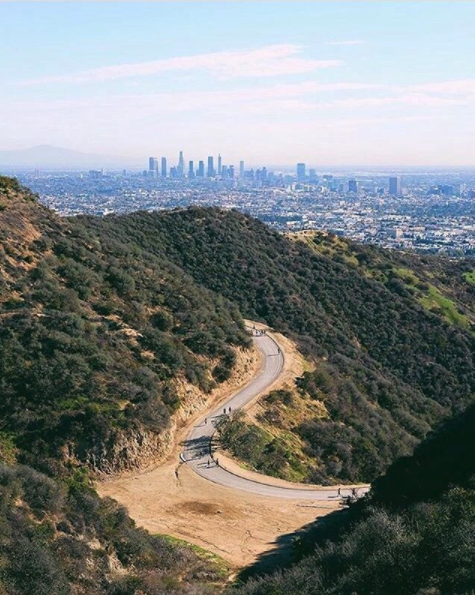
left=97, top=207, right=475, bottom=484
left=0, top=464, right=227, bottom=595
left=0, top=178, right=249, bottom=475
left=232, top=402, right=475, bottom=595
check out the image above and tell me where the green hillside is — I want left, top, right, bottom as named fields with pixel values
left=232, top=403, right=475, bottom=595
left=99, top=207, right=475, bottom=484
left=0, top=178, right=249, bottom=475
left=0, top=177, right=244, bottom=594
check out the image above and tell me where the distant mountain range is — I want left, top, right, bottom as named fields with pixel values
left=0, top=145, right=132, bottom=170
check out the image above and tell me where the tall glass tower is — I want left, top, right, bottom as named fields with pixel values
left=207, top=156, right=214, bottom=177
left=178, top=151, right=185, bottom=177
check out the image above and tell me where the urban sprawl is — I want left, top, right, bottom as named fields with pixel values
left=13, top=151, right=475, bottom=255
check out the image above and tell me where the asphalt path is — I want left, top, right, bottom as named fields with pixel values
left=182, top=330, right=368, bottom=501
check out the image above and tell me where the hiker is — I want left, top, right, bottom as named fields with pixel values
left=204, top=418, right=207, bottom=425
left=223, top=407, right=226, bottom=415
left=229, top=406, right=232, bottom=413
left=216, top=458, right=220, bottom=467
left=207, top=458, right=211, bottom=468
left=337, top=487, right=341, bottom=497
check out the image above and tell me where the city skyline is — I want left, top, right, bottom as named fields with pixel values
left=1, top=2, right=475, bottom=166
left=146, top=150, right=408, bottom=195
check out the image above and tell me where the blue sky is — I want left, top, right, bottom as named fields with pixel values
left=1, top=2, right=475, bottom=166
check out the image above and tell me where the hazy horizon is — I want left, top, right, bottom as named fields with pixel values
left=2, top=2, right=475, bottom=167
left=3, top=143, right=475, bottom=173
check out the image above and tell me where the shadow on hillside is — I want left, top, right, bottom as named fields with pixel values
left=237, top=506, right=350, bottom=583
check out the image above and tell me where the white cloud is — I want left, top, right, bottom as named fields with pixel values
left=410, top=79, right=475, bottom=95
left=18, top=45, right=343, bottom=85
left=6, top=82, right=470, bottom=122
left=2, top=81, right=392, bottom=119
left=324, top=94, right=468, bottom=108
left=325, top=40, right=367, bottom=46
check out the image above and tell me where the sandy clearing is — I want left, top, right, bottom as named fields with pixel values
left=98, top=455, right=341, bottom=568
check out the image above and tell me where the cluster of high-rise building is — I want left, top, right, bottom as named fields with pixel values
left=147, top=156, right=406, bottom=198
left=147, top=152, right=244, bottom=180
left=17, top=166, right=475, bottom=255
left=296, top=163, right=403, bottom=196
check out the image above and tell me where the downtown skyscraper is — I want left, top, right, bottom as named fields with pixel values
left=149, top=157, right=158, bottom=177
left=177, top=151, right=185, bottom=177
left=297, top=163, right=306, bottom=181
left=207, top=156, right=215, bottom=178
left=389, top=176, right=402, bottom=196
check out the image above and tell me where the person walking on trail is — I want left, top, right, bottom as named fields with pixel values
left=216, top=458, right=219, bottom=467
left=207, top=458, right=211, bottom=468
left=204, top=418, right=207, bottom=425
left=223, top=407, right=226, bottom=415
left=337, top=487, right=341, bottom=497
left=229, top=406, right=232, bottom=413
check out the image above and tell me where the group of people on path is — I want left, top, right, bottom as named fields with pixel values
left=252, top=325, right=267, bottom=337
left=203, top=406, right=232, bottom=426
left=251, top=326, right=281, bottom=357
left=336, top=487, right=359, bottom=498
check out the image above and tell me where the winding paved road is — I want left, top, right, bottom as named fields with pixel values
left=182, top=330, right=368, bottom=501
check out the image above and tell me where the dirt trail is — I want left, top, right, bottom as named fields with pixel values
left=97, top=325, right=342, bottom=568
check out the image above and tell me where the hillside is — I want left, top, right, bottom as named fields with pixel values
left=0, top=464, right=227, bottom=595
left=0, top=178, right=250, bottom=476
left=3, top=185, right=474, bottom=485
left=233, top=403, right=475, bottom=595
left=95, top=207, right=475, bottom=484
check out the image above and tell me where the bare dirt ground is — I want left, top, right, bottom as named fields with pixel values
left=98, top=454, right=340, bottom=569
left=97, top=324, right=341, bottom=569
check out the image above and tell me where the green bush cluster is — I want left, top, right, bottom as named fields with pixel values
left=218, top=410, right=306, bottom=481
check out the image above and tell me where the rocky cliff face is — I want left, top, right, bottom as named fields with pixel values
left=85, top=424, right=176, bottom=475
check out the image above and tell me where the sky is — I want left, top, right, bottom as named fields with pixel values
left=1, top=1, right=475, bottom=167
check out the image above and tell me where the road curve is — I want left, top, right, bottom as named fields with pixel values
left=182, top=330, right=368, bottom=501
